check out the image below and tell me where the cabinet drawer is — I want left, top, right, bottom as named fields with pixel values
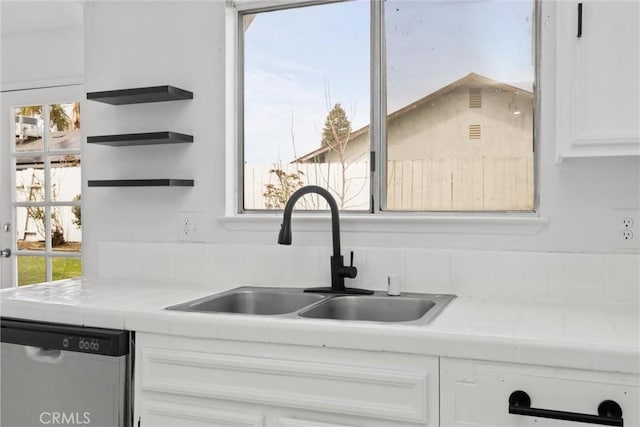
left=137, top=334, right=438, bottom=425
left=277, top=415, right=357, bottom=427
left=440, top=358, right=639, bottom=427
left=141, top=400, right=264, bottom=427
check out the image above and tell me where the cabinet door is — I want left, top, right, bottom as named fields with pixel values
left=556, top=0, right=639, bottom=158
left=440, top=358, right=639, bottom=427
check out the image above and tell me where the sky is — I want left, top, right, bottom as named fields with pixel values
left=243, top=0, right=534, bottom=164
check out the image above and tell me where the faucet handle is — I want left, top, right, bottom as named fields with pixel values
left=339, top=251, right=357, bottom=279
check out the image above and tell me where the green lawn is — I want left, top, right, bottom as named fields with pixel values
left=18, top=257, right=82, bottom=286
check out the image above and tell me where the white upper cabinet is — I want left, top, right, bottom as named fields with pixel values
left=555, top=0, right=639, bottom=159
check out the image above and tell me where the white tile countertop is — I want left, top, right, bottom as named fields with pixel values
left=1, top=278, right=638, bottom=374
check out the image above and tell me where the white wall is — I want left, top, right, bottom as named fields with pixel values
left=82, top=1, right=225, bottom=278
left=1, top=25, right=83, bottom=89
left=74, top=2, right=638, bottom=284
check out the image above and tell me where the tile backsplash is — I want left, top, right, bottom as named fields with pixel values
left=97, top=242, right=639, bottom=305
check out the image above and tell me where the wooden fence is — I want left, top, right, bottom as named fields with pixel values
left=386, top=155, right=534, bottom=211
left=245, top=155, right=534, bottom=211
left=244, top=162, right=370, bottom=210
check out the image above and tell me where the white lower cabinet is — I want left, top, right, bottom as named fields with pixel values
left=135, top=334, right=638, bottom=427
left=440, top=358, right=639, bottom=427
left=134, top=333, right=439, bottom=426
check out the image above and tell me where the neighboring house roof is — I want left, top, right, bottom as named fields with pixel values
left=16, top=129, right=81, bottom=168
left=292, top=72, right=533, bottom=163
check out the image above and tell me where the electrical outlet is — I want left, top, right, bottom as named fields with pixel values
left=613, top=209, right=640, bottom=249
left=178, top=211, right=204, bottom=242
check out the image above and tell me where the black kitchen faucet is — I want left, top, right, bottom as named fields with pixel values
left=278, top=185, right=373, bottom=295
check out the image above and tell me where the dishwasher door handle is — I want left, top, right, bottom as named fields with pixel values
left=25, top=346, right=64, bottom=364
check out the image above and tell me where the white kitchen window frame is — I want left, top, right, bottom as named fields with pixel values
left=223, top=0, right=548, bottom=235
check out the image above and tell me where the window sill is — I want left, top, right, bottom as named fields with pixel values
left=219, top=213, right=549, bottom=235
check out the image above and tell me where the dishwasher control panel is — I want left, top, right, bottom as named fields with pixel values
left=61, top=335, right=107, bottom=353
left=1, top=318, right=129, bottom=356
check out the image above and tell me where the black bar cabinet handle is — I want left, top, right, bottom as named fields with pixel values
left=509, top=391, right=623, bottom=426
left=577, top=3, right=583, bottom=38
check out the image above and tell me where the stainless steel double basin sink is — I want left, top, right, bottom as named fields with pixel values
left=167, top=286, right=455, bottom=325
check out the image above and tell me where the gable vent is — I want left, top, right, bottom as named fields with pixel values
left=468, top=124, right=481, bottom=140
left=469, top=88, right=482, bottom=108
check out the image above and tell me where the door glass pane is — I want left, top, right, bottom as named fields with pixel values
left=14, top=106, right=44, bottom=153
left=52, top=206, right=81, bottom=252
left=15, top=160, right=45, bottom=202
left=17, top=256, right=45, bottom=286
left=50, top=155, right=81, bottom=202
left=384, top=0, right=535, bottom=211
left=242, top=0, right=370, bottom=211
left=49, top=102, right=80, bottom=151
left=52, top=257, right=82, bottom=281
left=16, top=206, right=45, bottom=251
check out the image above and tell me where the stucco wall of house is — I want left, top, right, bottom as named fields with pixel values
left=387, top=87, right=533, bottom=160
left=320, top=83, right=534, bottom=164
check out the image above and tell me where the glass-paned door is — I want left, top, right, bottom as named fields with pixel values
left=1, top=86, right=83, bottom=287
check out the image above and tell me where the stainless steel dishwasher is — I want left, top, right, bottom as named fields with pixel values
left=1, top=317, right=132, bottom=427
